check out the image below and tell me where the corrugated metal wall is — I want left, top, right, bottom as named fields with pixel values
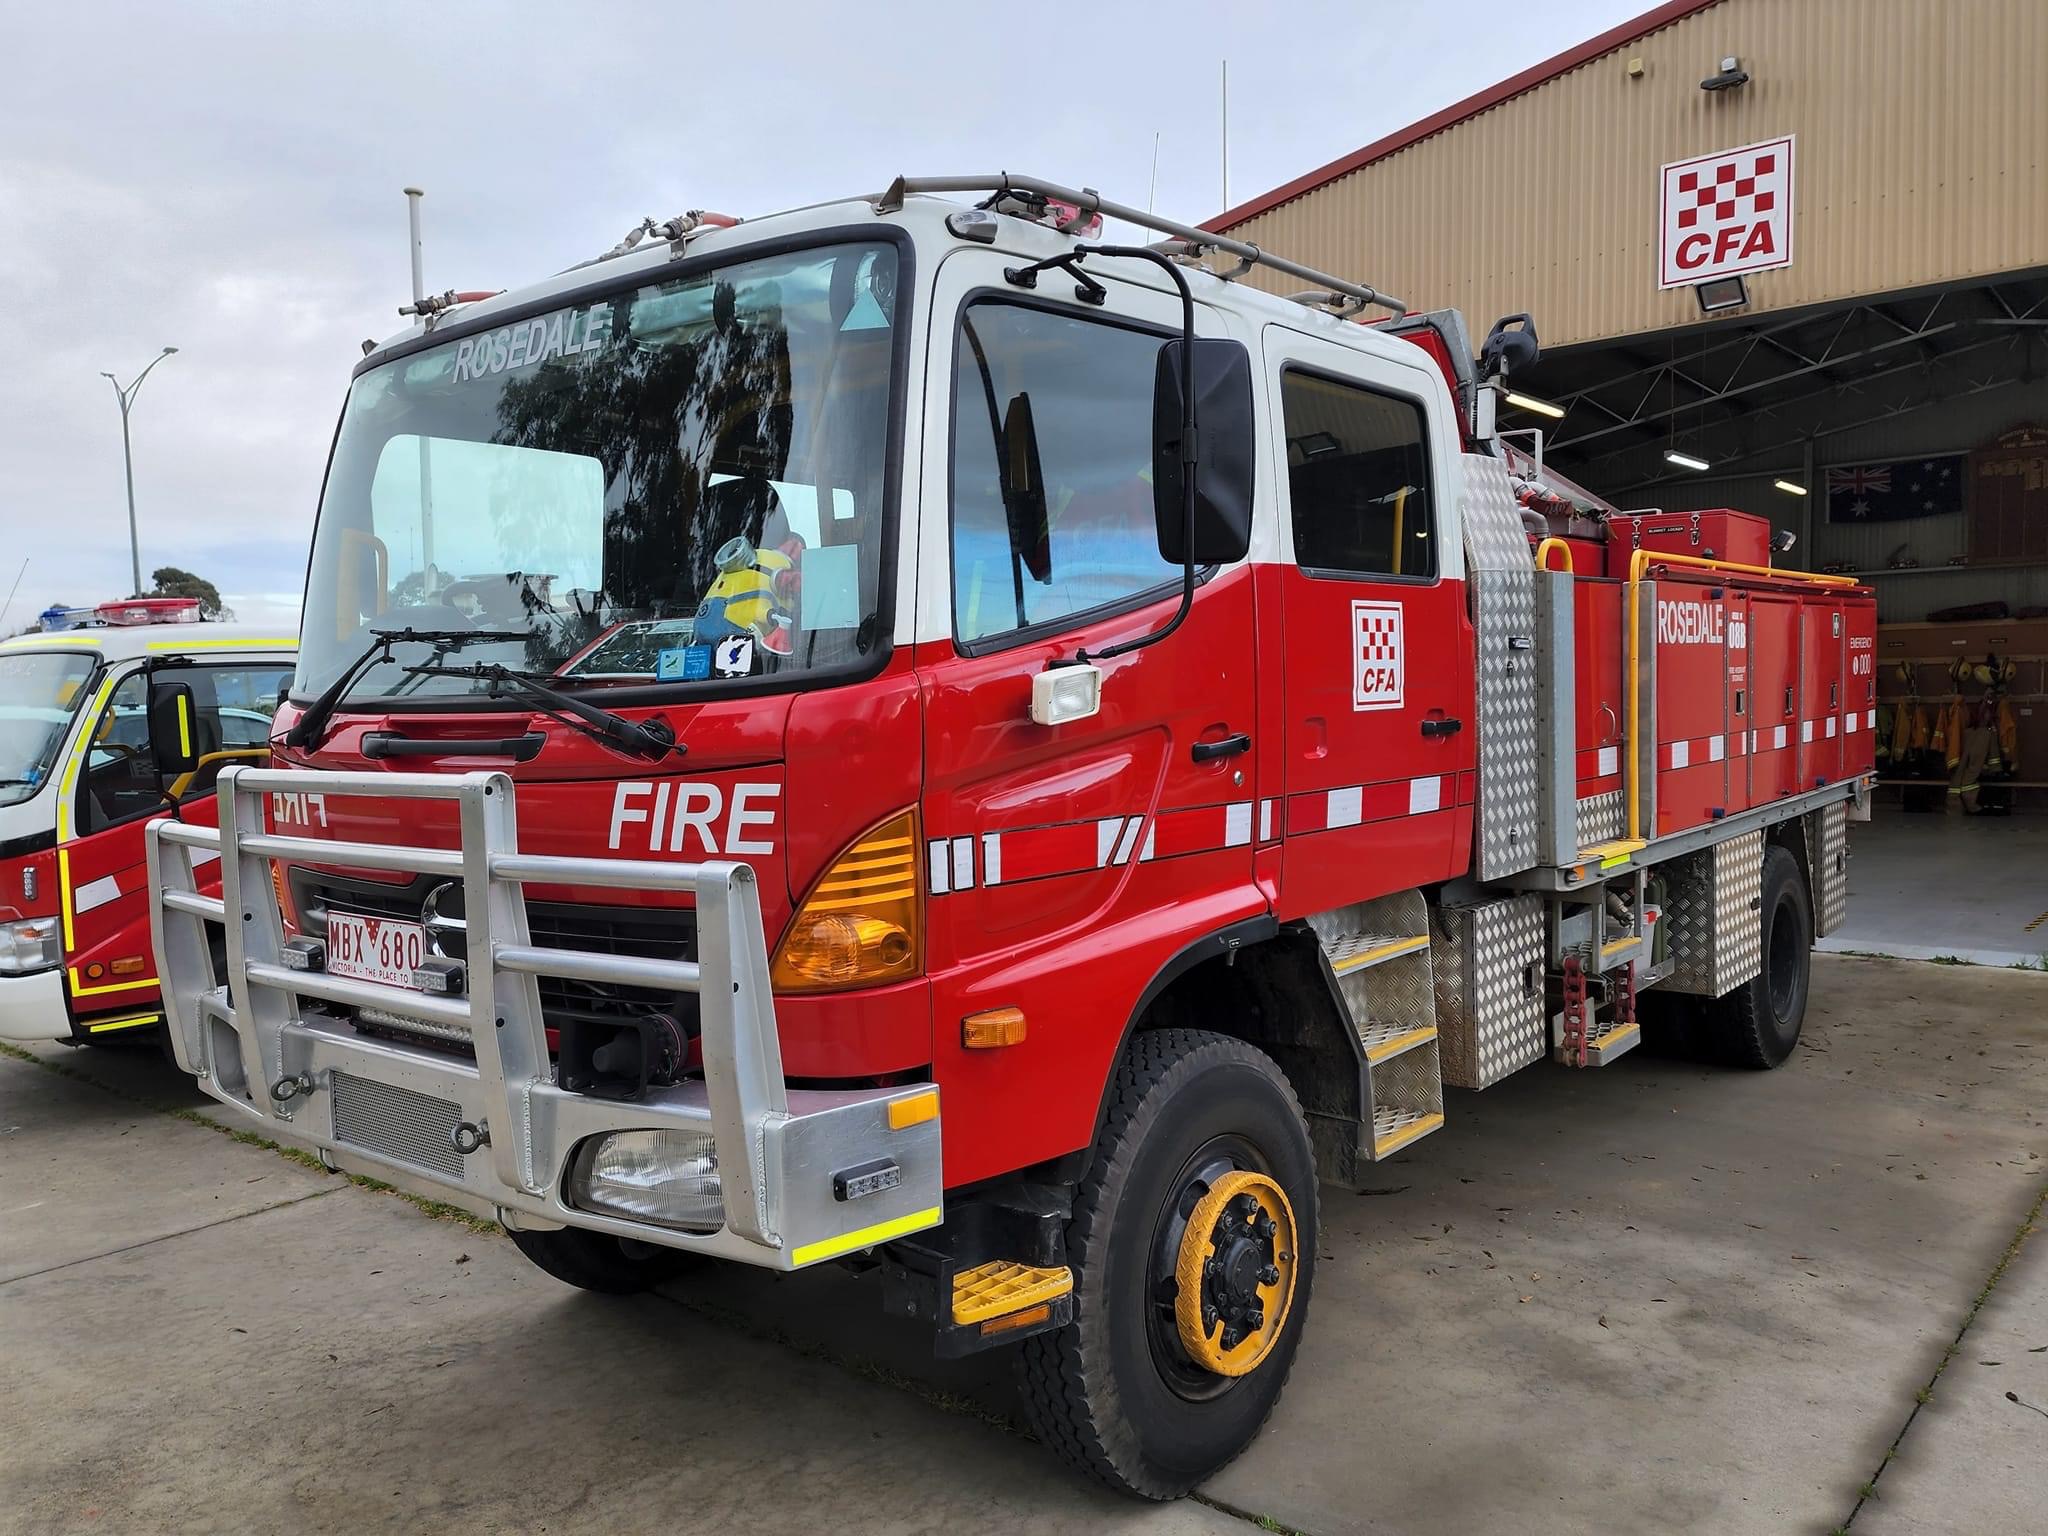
left=1624, top=374, right=2048, bottom=620
left=1222, top=0, right=2048, bottom=348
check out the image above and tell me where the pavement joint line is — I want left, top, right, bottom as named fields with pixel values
left=0, top=1039, right=500, bottom=1235
left=1836, top=1173, right=2048, bottom=1533
left=0, top=1185, right=347, bottom=1289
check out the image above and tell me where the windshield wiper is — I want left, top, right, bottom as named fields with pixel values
left=401, top=662, right=680, bottom=762
left=284, top=627, right=529, bottom=752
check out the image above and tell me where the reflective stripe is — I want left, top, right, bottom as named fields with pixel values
left=790, top=1205, right=942, bottom=1268
left=73, top=874, right=121, bottom=914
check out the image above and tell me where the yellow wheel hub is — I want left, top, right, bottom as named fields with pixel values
left=1172, top=1169, right=1298, bottom=1377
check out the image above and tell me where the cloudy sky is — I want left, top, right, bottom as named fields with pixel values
left=0, top=0, right=1643, bottom=631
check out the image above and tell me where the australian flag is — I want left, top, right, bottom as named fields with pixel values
left=1826, top=455, right=1965, bottom=523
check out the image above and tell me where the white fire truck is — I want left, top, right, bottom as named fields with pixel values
left=148, top=175, right=1873, bottom=1498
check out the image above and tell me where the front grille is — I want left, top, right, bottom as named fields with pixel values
left=292, top=872, right=699, bottom=1049
left=331, top=1071, right=464, bottom=1178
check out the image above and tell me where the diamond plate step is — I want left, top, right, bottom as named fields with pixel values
left=1554, top=1020, right=1642, bottom=1067
left=1324, top=932, right=1430, bottom=975
left=1357, top=1020, right=1438, bottom=1064
left=1372, top=1107, right=1445, bottom=1159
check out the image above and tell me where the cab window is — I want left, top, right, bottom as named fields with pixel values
left=1281, top=369, right=1436, bottom=579
left=79, top=662, right=294, bottom=833
left=950, top=301, right=1177, bottom=646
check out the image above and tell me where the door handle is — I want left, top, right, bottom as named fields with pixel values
left=1420, top=717, right=1464, bottom=738
left=361, top=731, right=545, bottom=762
left=1191, top=732, right=1252, bottom=763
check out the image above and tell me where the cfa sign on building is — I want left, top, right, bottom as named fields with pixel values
left=1658, top=135, right=1795, bottom=289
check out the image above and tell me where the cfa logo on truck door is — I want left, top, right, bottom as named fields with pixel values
left=1658, top=136, right=1794, bottom=289
left=1351, top=600, right=1404, bottom=711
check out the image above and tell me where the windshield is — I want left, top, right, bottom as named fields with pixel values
left=0, top=650, right=96, bottom=807
left=297, top=238, right=901, bottom=702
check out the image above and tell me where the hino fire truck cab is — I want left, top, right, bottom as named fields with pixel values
left=147, top=175, right=1875, bottom=1499
left=1, top=607, right=295, bottom=1046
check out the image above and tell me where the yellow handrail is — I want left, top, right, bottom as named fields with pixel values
left=1534, top=537, right=1574, bottom=574
left=1622, top=550, right=1862, bottom=841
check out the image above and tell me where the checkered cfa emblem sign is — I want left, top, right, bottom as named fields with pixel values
left=1658, top=135, right=1794, bottom=289
left=1352, top=600, right=1403, bottom=711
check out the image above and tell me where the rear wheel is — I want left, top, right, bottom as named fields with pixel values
left=508, top=1226, right=704, bottom=1295
left=1705, top=844, right=1811, bottom=1069
left=1018, top=1028, right=1317, bottom=1500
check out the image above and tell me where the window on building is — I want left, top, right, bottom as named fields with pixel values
left=1282, top=370, right=1435, bottom=579
left=951, top=301, right=1178, bottom=645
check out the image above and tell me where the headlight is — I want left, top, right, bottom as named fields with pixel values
left=567, top=1129, right=722, bottom=1232
left=0, top=916, right=62, bottom=975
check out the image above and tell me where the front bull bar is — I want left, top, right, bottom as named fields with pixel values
left=145, top=765, right=942, bottom=1269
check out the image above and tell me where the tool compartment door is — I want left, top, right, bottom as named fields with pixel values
left=1259, top=326, right=1474, bottom=912
left=1800, top=599, right=1846, bottom=787
left=1652, top=579, right=1731, bottom=836
left=1747, top=595, right=1802, bottom=803
left=1844, top=599, right=1878, bottom=770
left=1722, top=592, right=1754, bottom=815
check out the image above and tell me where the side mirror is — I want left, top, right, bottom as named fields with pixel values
left=1153, top=339, right=1254, bottom=566
left=999, top=391, right=1052, bottom=583
left=149, top=680, right=201, bottom=782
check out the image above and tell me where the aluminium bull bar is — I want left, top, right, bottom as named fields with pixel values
left=145, top=766, right=942, bottom=1269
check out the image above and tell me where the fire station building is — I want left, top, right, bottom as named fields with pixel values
left=1210, top=0, right=2048, bottom=947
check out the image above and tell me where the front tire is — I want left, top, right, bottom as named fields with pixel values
left=1706, top=843, right=1812, bottom=1068
left=508, top=1226, right=704, bottom=1295
left=1019, top=1029, right=1318, bottom=1500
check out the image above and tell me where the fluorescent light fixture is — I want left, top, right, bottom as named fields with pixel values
left=1695, top=275, right=1750, bottom=313
left=1663, top=449, right=1711, bottom=472
left=1504, top=390, right=1564, bottom=420
left=1773, top=479, right=1809, bottom=496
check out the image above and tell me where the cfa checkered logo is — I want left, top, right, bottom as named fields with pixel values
left=1351, top=600, right=1404, bottom=712
left=1658, top=135, right=1794, bottom=289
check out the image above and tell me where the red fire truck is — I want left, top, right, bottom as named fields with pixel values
left=1, top=604, right=294, bottom=1047
left=147, top=175, right=1873, bottom=1498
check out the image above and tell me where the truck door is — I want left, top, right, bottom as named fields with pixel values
left=1748, top=595, right=1801, bottom=803
left=64, top=657, right=292, bottom=1026
left=915, top=250, right=1265, bottom=1186
left=1258, top=326, right=1475, bottom=911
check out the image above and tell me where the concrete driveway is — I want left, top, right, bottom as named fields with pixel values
left=3, top=955, right=2043, bottom=1535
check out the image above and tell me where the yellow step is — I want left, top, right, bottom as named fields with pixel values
left=1326, top=932, right=1430, bottom=975
left=951, top=1260, right=1073, bottom=1327
left=1371, top=1108, right=1446, bottom=1160
left=1359, top=1021, right=1438, bottom=1064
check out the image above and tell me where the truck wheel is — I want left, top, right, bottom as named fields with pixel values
left=1709, top=844, right=1812, bottom=1069
left=508, top=1227, right=703, bottom=1295
left=1018, top=1028, right=1317, bottom=1500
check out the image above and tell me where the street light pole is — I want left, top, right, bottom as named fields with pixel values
left=100, top=346, right=179, bottom=598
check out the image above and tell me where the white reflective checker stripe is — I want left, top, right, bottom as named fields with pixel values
left=1727, top=732, right=1746, bottom=757
left=981, top=832, right=1003, bottom=887
left=1224, top=802, right=1254, bottom=848
left=1750, top=730, right=1760, bottom=753
left=73, top=874, right=121, bottom=914
left=1138, top=822, right=1156, bottom=861
left=1407, top=776, right=1442, bottom=815
left=1096, top=818, right=1126, bottom=866
left=1112, top=818, right=1143, bottom=866
left=1708, top=736, right=1725, bottom=763
left=1670, top=739, right=1690, bottom=769
left=1597, top=746, right=1620, bottom=777
left=1258, top=799, right=1275, bottom=842
left=1774, top=725, right=1789, bottom=749
left=928, top=841, right=951, bottom=896
left=1825, top=716, right=1837, bottom=738
left=1867, top=708, right=1877, bottom=728
left=1801, top=721, right=1815, bottom=743
left=1328, top=786, right=1363, bottom=828
left=1844, top=712, right=1858, bottom=734
left=950, top=835, right=975, bottom=890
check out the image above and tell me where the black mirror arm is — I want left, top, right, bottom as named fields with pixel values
left=1050, top=243, right=1200, bottom=666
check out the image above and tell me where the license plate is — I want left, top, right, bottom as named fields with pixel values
left=327, top=912, right=427, bottom=988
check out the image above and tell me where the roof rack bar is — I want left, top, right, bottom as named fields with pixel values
left=875, top=173, right=1406, bottom=317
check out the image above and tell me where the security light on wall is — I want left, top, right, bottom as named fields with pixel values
left=1694, top=275, right=1750, bottom=314
left=1700, top=55, right=1751, bottom=91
